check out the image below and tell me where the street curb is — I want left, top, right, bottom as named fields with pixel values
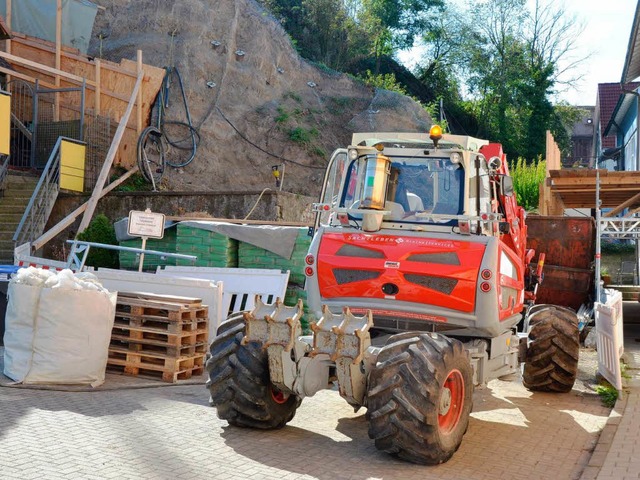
left=579, top=390, right=628, bottom=480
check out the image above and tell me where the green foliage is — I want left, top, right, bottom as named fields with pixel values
left=358, top=70, right=407, bottom=95
left=275, top=106, right=290, bottom=123
left=510, top=157, right=546, bottom=212
left=289, top=126, right=319, bottom=144
left=76, top=214, right=119, bottom=269
left=601, top=241, right=636, bottom=255
left=595, top=383, right=619, bottom=408
left=111, top=169, right=151, bottom=192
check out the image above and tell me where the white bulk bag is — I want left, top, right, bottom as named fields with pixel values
left=3, top=269, right=117, bottom=387
left=3, top=282, right=44, bottom=382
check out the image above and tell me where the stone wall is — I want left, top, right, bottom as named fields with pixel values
left=44, top=190, right=315, bottom=257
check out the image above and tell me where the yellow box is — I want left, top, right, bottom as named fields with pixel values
left=60, top=139, right=86, bottom=192
left=0, top=91, right=10, bottom=156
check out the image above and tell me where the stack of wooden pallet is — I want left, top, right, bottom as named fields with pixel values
left=107, top=292, right=209, bottom=382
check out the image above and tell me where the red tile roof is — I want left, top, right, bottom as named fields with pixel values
left=597, top=82, right=640, bottom=148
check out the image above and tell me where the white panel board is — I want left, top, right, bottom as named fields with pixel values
left=93, top=268, right=223, bottom=342
left=156, top=266, right=290, bottom=323
left=595, top=289, right=624, bottom=392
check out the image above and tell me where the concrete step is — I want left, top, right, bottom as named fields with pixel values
left=0, top=204, right=30, bottom=216
left=0, top=213, right=24, bottom=223
left=0, top=197, right=33, bottom=207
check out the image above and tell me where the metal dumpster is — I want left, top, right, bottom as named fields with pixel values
left=526, top=216, right=595, bottom=311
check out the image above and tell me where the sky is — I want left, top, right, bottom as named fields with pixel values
left=399, top=0, right=639, bottom=106
left=559, top=0, right=638, bottom=105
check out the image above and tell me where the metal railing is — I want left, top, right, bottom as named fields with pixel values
left=0, top=154, right=9, bottom=196
left=13, top=136, right=64, bottom=247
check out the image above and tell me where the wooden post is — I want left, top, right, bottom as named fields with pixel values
left=95, top=58, right=101, bottom=115
left=5, top=0, right=10, bottom=54
left=54, top=0, right=62, bottom=121
left=78, top=72, right=143, bottom=233
left=5, top=0, right=11, bottom=83
left=136, top=49, right=143, bottom=136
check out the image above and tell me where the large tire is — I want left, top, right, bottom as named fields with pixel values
left=206, top=314, right=301, bottom=429
left=522, top=306, right=579, bottom=393
left=366, top=332, right=473, bottom=465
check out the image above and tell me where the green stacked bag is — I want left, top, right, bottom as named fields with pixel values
left=238, top=228, right=311, bottom=285
left=175, top=224, right=238, bottom=267
left=283, top=284, right=316, bottom=334
left=118, top=226, right=178, bottom=271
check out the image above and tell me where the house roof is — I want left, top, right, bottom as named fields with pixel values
left=622, top=1, right=640, bottom=82
left=0, top=15, right=11, bottom=40
left=602, top=82, right=640, bottom=138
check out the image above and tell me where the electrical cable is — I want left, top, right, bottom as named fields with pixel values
left=215, top=106, right=326, bottom=170
left=158, top=68, right=199, bottom=168
left=137, top=126, right=165, bottom=191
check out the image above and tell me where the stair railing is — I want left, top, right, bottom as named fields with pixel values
left=0, top=154, right=9, bottom=196
left=13, top=136, right=63, bottom=248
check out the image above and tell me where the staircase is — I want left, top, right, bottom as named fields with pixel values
left=0, top=172, right=39, bottom=264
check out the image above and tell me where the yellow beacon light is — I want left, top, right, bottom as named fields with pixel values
left=429, top=125, right=443, bottom=148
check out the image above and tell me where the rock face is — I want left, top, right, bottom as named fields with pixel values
left=90, top=0, right=433, bottom=196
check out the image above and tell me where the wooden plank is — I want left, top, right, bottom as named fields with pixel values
left=164, top=215, right=313, bottom=227
left=137, top=50, right=143, bottom=137
left=5, top=0, right=11, bottom=58
left=78, top=72, right=143, bottom=233
left=95, top=59, right=101, bottom=114
left=117, top=291, right=203, bottom=305
left=0, top=50, right=94, bottom=86
left=54, top=0, right=61, bottom=121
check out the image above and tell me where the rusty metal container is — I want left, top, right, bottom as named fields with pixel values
left=526, top=216, right=595, bottom=310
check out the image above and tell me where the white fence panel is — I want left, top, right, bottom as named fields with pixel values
left=595, top=290, right=624, bottom=392
left=93, top=268, right=223, bottom=342
left=156, top=267, right=290, bottom=324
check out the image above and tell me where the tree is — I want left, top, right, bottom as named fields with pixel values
left=438, top=0, right=587, bottom=160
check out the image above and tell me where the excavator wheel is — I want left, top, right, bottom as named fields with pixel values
left=522, top=306, right=580, bottom=393
left=366, top=332, right=473, bottom=465
left=206, top=313, right=301, bottom=429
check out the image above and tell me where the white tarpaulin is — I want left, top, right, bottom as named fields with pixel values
left=0, top=0, right=98, bottom=54
left=3, top=268, right=116, bottom=387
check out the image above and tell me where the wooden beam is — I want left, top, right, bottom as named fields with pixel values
left=77, top=72, right=143, bottom=233
left=95, top=58, right=101, bottom=114
left=5, top=0, right=10, bottom=53
left=0, top=50, right=94, bottom=86
left=10, top=112, right=32, bottom=141
left=10, top=35, right=139, bottom=78
left=136, top=50, right=143, bottom=136
left=54, top=0, right=62, bottom=121
left=32, top=166, right=140, bottom=251
left=164, top=216, right=312, bottom=227
left=604, top=191, right=640, bottom=217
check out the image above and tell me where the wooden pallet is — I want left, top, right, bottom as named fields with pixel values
left=107, top=347, right=205, bottom=383
left=108, top=292, right=210, bottom=382
left=109, top=337, right=207, bottom=357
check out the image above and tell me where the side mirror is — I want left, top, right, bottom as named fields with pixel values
left=500, top=175, right=514, bottom=197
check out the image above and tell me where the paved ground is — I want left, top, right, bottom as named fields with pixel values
left=586, top=320, right=640, bottom=480
left=0, top=347, right=610, bottom=480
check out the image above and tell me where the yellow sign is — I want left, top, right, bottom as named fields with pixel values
left=60, top=139, right=86, bottom=192
left=0, top=90, right=10, bottom=156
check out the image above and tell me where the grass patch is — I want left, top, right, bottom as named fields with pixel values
left=285, top=91, right=302, bottom=103
left=111, top=170, right=152, bottom=192
left=275, top=106, right=290, bottom=123
left=289, top=127, right=318, bottom=144
left=595, top=382, right=619, bottom=408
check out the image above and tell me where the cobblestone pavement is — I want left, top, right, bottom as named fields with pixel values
left=0, top=349, right=610, bottom=480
